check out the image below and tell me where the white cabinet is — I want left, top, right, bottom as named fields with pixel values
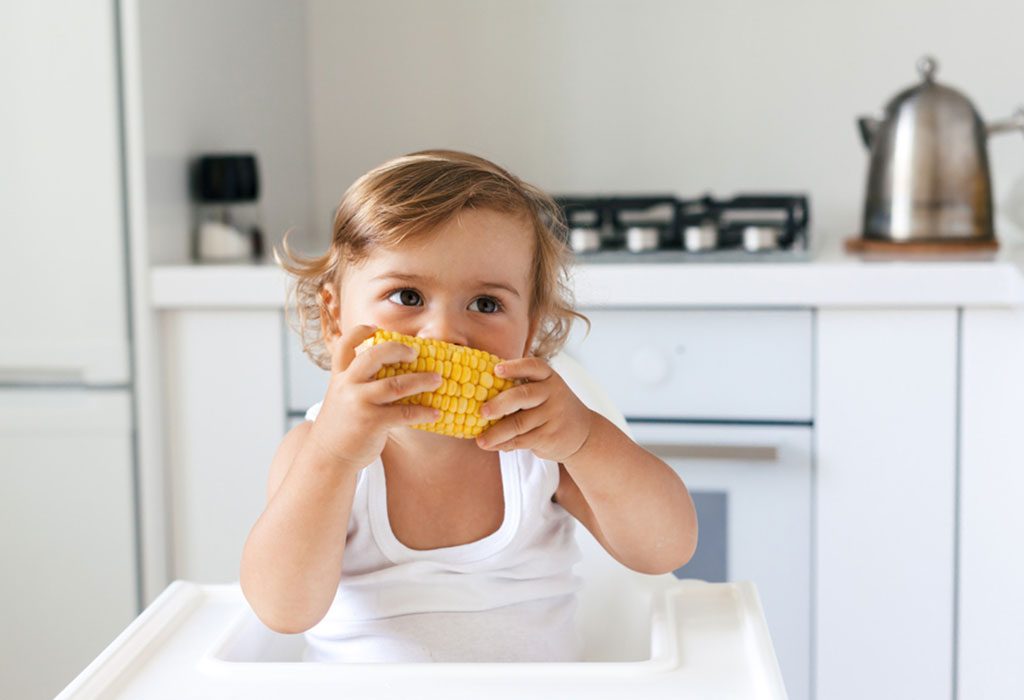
left=0, top=0, right=130, bottom=384
left=565, top=308, right=812, bottom=421
left=958, top=308, right=1024, bottom=698
left=815, top=309, right=957, bottom=700
left=0, top=390, right=137, bottom=700
left=160, top=310, right=286, bottom=583
left=286, top=323, right=330, bottom=419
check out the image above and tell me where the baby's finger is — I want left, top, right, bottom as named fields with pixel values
left=493, top=357, right=553, bottom=382
left=480, top=381, right=545, bottom=421
left=331, top=324, right=378, bottom=374
left=366, top=371, right=443, bottom=405
left=476, top=406, right=546, bottom=450
left=347, top=341, right=419, bottom=382
left=483, top=424, right=547, bottom=453
left=380, top=402, right=442, bottom=428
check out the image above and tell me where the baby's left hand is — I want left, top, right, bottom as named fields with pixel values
left=476, top=358, right=594, bottom=463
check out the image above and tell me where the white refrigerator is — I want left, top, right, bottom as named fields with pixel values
left=1, top=2, right=139, bottom=699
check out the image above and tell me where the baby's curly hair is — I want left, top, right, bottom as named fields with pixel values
left=274, top=149, right=589, bottom=371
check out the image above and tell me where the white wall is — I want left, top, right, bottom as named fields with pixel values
left=305, top=0, right=1024, bottom=251
left=138, top=0, right=314, bottom=263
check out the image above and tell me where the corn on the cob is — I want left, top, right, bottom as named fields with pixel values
left=358, top=329, right=516, bottom=438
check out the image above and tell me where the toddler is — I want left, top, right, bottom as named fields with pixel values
left=240, top=150, right=698, bottom=662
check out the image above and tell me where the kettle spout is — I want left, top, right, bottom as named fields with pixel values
left=857, top=116, right=881, bottom=149
left=986, top=106, right=1024, bottom=137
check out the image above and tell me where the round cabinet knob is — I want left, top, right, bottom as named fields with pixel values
left=630, top=347, right=671, bottom=386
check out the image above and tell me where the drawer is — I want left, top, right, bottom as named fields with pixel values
left=564, top=309, right=812, bottom=421
left=285, top=325, right=330, bottom=415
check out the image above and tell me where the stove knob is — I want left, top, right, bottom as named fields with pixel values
left=626, top=226, right=661, bottom=253
left=630, top=347, right=671, bottom=386
left=684, top=223, right=719, bottom=252
left=742, top=225, right=780, bottom=252
left=569, top=227, right=602, bottom=254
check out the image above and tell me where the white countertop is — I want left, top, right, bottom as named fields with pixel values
left=150, top=235, right=1024, bottom=309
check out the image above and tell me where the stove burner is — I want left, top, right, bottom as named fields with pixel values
left=555, top=193, right=810, bottom=260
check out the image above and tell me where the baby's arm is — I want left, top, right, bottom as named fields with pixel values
left=554, top=411, right=698, bottom=575
left=240, top=324, right=441, bottom=634
left=475, top=357, right=697, bottom=575
left=239, top=421, right=361, bottom=634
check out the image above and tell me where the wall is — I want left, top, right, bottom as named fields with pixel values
left=305, top=0, right=1024, bottom=251
left=138, top=0, right=314, bottom=263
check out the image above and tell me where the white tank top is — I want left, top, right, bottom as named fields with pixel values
left=301, top=402, right=584, bottom=663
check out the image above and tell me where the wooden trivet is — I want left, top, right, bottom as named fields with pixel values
left=845, top=236, right=1000, bottom=258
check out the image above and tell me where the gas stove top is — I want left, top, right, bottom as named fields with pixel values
left=554, top=194, right=811, bottom=263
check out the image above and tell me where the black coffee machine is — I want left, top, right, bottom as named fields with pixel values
left=190, top=154, right=265, bottom=262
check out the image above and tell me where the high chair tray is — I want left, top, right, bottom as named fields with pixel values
left=57, top=580, right=786, bottom=699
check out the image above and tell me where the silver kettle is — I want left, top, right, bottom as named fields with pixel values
left=857, top=56, right=1024, bottom=243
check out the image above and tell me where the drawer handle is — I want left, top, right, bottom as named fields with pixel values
left=0, top=366, right=86, bottom=383
left=640, top=443, right=779, bottom=462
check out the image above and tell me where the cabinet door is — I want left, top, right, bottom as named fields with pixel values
left=566, top=309, right=813, bottom=421
left=0, top=0, right=130, bottom=384
left=816, top=309, right=957, bottom=700
left=161, top=310, right=286, bottom=582
left=0, top=390, right=137, bottom=700
left=958, top=308, right=1024, bottom=698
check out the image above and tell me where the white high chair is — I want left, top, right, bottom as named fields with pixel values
left=57, top=354, right=787, bottom=699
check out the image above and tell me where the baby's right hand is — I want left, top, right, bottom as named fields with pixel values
left=306, top=324, right=442, bottom=472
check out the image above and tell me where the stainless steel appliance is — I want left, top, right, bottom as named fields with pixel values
left=555, top=194, right=810, bottom=262
left=856, top=56, right=1024, bottom=244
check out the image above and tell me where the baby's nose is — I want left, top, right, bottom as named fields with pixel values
left=416, top=314, right=468, bottom=348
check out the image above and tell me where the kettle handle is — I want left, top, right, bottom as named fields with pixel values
left=987, top=106, right=1024, bottom=136
left=857, top=116, right=881, bottom=149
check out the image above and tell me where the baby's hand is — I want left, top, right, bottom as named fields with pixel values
left=475, top=358, right=594, bottom=463
left=307, top=324, right=442, bottom=472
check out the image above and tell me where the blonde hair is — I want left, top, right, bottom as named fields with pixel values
left=274, top=149, right=589, bottom=371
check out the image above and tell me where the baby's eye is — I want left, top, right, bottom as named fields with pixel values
left=469, top=296, right=502, bottom=314
left=387, top=288, right=422, bottom=307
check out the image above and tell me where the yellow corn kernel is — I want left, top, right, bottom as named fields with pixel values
left=357, top=329, right=517, bottom=439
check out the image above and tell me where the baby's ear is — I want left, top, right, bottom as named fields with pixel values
left=319, top=282, right=342, bottom=341
left=522, top=316, right=540, bottom=356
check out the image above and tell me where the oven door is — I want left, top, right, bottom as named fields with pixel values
left=629, top=420, right=812, bottom=700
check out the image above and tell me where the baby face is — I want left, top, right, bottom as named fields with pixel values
left=336, top=208, right=536, bottom=360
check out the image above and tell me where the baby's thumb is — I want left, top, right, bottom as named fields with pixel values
left=331, top=324, right=378, bottom=374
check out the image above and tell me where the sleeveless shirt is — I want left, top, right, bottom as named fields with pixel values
left=301, top=401, right=584, bottom=662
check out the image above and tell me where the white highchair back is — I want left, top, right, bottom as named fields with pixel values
left=549, top=352, right=679, bottom=662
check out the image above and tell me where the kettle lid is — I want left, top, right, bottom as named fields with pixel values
left=882, top=56, right=982, bottom=123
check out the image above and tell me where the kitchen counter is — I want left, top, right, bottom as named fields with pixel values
left=150, top=235, right=1024, bottom=309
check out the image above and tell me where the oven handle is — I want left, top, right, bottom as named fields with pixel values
left=638, top=442, right=779, bottom=462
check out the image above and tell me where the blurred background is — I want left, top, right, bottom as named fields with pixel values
left=3, top=1, right=1024, bottom=699
left=141, top=0, right=1024, bottom=259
